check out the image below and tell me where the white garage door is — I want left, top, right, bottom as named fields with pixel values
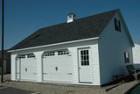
left=42, top=49, right=73, bottom=82
left=16, top=53, right=37, bottom=81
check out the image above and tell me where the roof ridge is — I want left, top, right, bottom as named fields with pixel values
left=40, top=9, right=119, bottom=30
left=77, top=9, right=119, bottom=20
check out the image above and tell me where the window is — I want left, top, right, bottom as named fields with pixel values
left=17, top=55, right=26, bottom=58
left=124, top=52, right=130, bottom=63
left=80, top=50, right=89, bottom=66
left=114, top=18, right=121, bottom=32
left=69, top=15, right=73, bottom=18
left=58, top=50, right=69, bottom=55
left=27, top=53, right=35, bottom=58
left=17, top=53, right=35, bottom=58
left=44, top=51, right=55, bottom=56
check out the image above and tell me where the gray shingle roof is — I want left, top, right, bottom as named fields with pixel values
left=11, top=9, right=118, bottom=50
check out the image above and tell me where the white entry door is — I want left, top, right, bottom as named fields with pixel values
left=78, top=48, right=93, bottom=83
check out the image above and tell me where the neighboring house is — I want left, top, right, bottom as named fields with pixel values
left=9, top=9, right=134, bottom=85
left=133, top=43, right=140, bottom=70
left=0, top=50, right=11, bottom=73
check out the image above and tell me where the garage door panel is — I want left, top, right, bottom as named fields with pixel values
left=42, top=51, right=73, bottom=82
left=16, top=53, right=37, bottom=81
left=56, top=56, right=72, bottom=72
left=16, top=59, right=20, bottom=80
left=43, top=56, right=72, bottom=74
left=44, top=73, right=73, bottom=82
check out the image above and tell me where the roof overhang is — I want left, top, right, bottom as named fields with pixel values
left=8, top=37, right=99, bottom=53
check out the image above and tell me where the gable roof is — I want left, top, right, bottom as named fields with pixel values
left=11, top=9, right=119, bottom=50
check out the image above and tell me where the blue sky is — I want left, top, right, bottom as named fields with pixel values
left=2, top=0, right=140, bottom=49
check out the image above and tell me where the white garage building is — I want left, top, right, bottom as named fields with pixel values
left=133, top=43, right=140, bottom=70
left=9, top=9, right=134, bottom=85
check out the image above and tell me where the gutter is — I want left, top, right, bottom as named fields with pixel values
left=8, top=37, right=99, bottom=52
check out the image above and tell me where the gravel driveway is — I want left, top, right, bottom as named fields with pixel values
left=0, top=74, right=139, bottom=94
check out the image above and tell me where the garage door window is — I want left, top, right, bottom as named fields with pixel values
left=17, top=53, right=35, bottom=58
left=27, top=53, right=35, bottom=58
left=44, top=51, right=55, bottom=56
left=17, top=55, right=26, bottom=58
left=58, top=50, right=69, bottom=55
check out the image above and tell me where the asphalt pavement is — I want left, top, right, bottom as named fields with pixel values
left=0, top=86, right=32, bottom=94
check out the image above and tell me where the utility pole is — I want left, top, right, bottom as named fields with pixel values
left=1, top=0, right=4, bottom=82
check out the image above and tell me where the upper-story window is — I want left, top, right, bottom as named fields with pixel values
left=114, top=18, right=121, bottom=32
left=124, top=52, right=130, bottom=63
